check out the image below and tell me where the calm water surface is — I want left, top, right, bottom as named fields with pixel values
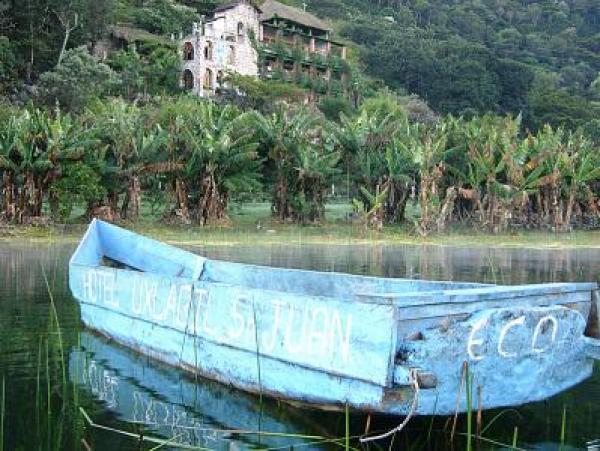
left=0, top=242, right=598, bottom=450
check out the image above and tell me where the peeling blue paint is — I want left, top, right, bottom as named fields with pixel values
left=69, top=220, right=600, bottom=415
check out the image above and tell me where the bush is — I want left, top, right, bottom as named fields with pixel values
left=319, top=96, right=354, bottom=121
left=51, top=162, right=106, bottom=221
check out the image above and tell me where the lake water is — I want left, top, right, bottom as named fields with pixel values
left=0, top=242, right=598, bottom=450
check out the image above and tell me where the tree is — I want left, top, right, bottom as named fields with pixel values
left=527, top=86, right=599, bottom=132
left=2, top=0, right=114, bottom=81
left=318, top=96, right=354, bottom=122
left=399, top=121, right=451, bottom=235
left=0, top=108, right=94, bottom=222
left=38, top=47, right=120, bottom=112
left=182, top=103, right=261, bottom=225
left=334, top=102, right=415, bottom=226
left=253, top=107, right=318, bottom=221
left=86, top=99, right=150, bottom=219
left=133, top=0, right=198, bottom=35
left=290, top=134, right=340, bottom=224
left=0, top=36, right=16, bottom=94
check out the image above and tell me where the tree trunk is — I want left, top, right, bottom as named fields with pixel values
left=2, top=172, right=15, bottom=222
left=274, top=167, right=289, bottom=222
left=56, top=12, right=78, bottom=65
left=418, top=173, right=431, bottom=234
left=385, top=181, right=409, bottom=224
left=563, top=184, right=577, bottom=232
left=19, top=171, right=36, bottom=222
left=126, top=176, right=141, bottom=219
left=120, top=191, right=130, bottom=219
left=552, top=188, right=562, bottom=230
left=436, top=187, right=457, bottom=232
left=199, top=170, right=226, bottom=225
left=108, top=191, right=119, bottom=214
left=174, top=178, right=190, bottom=222
left=33, top=185, right=43, bottom=217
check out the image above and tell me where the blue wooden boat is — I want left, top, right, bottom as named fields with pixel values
left=69, top=220, right=600, bottom=417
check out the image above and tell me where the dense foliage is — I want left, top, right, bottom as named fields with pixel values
left=0, top=0, right=598, bottom=134
left=0, top=0, right=599, bottom=233
left=1, top=97, right=599, bottom=234
left=282, top=0, right=600, bottom=132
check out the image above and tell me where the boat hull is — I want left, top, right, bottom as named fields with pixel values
left=69, top=220, right=600, bottom=416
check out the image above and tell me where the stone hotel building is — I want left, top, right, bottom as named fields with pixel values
left=180, top=0, right=347, bottom=97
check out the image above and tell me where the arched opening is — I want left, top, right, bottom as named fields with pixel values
left=237, top=22, right=244, bottom=39
left=204, top=41, right=213, bottom=60
left=183, top=42, right=194, bottom=61
left=228, top=45, right=236, bottom=65
left=182, top=70, right=194, bottom=90
left=204, top=68, right=213, bottom=91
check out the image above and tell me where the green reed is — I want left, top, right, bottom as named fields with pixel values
left=42, top=267, right=67, bottom=389
left=13, top=271, right=84, bottom=451
left=1, top=376, right=5, bottom=451
left=345, top=403, right=349, bottom=451
left=560, top=405, right=567, bottom=449
left=465, top=363, right=473, bottom=451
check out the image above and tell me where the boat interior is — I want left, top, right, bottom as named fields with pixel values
left=72, top=220, right=598, bottom=309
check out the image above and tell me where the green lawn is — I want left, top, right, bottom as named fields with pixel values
left=3, top=201, right=600, bottom=249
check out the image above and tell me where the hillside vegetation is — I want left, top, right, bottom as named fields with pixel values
left=0, top=0, right=598, bottom=134
left=281, top=0, right=600, bottom=132
left=0, top=0, right=599, bottom=235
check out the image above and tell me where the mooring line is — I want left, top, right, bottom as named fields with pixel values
left=359, top=368, right=420, bottom=443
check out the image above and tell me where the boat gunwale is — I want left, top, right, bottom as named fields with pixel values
left=355, top=282, right=599, bottom=305
left=71, top=261, right=598, bottom=313
left=71, top=260, right=398, bottom=308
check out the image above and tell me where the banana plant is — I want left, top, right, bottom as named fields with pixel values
left=0, top=114, right=21, bottom=221
left=399, top=122, right=449, bottom=235
left=87, top=99, right=141, bottom=216
left=154, top=97, right=207, bottom=222
left=119, top=125, right=168, bottom=219
left=354, top=185, right=388, bottom=230
left=183, top=103, right=261, bottom=225
left=252, top=106, right=317, bottom=222
left=292, top=137, right=340, bottom=223
left=335, top=108, right=406, bottom=223
left=558, top=131, right=600, bottom=230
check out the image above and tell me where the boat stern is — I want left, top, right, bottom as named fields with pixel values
left=386, top=301, right=597, bottom=415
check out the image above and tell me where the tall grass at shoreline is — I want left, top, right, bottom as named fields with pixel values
left=1, top=377, right=4, bottom=451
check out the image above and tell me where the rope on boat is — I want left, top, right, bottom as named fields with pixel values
left=359, top=369, right=420, bottom=443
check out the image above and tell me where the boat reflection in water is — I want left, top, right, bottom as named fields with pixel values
left=70, top=332, right=332, bottom=450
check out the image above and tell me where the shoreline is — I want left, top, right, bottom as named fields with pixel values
left=2, top=222, right=600, bottom=250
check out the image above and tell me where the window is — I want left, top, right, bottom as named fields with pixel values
left=204, top=69, right=213, bottom=91
left=237, top=22, right=244, bottom=39
left=204, top=41, right=213, bottom=60
left=228, top=45, right=236, bottom=65
left=183, top=42, right=194, bottom=61
left=182, top=70, right=194, bottom=90
left=217, top=71, right=224, bottom=87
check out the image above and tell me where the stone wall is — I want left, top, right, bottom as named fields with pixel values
left=181, top=2, right=260, bottom=97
